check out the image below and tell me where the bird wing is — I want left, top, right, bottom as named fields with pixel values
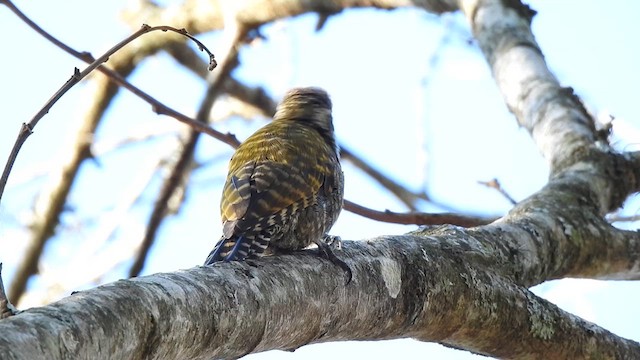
left=220, top=123, right=332, bottom=237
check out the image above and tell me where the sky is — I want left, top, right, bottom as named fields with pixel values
left=1, top=1, right=640, bottom=358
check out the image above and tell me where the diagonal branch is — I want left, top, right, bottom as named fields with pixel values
left=2, top=0, right=237, bottom=147
left=128, top=27, right=247, bottom=277
left=3, top=4, right=217, bottom=303
left=8, top=71, right=126, bottom=304
left=0, top=22, right=215, bottom=205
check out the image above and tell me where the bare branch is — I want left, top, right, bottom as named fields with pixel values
left=129, top=27, right=248, bottom=277
left=1, top=236, right=639, bottom=359
left=2, top=0, right=238, bottom=148
left=1, top=0, right=227, bottom=304
left=478, top=178, right=517, bottom=205
left=0, top=21, right=215, bottom=207
left=9, top=73, right=123, bottom=304
left=343, top=199, right=495, bottom=227
left=2, top=11, right=215, bottom=303
left=341, top=147, right=430, bottom=210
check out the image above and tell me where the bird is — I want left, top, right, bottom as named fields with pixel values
left=204, top=87, right=350, bottom=280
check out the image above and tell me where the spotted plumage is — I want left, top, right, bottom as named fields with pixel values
left=204, top=87, right=346, bottom=271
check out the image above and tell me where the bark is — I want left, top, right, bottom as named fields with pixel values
left=2, top=0, right=639, bottom=359
left=0, top=237, right=638, bottom=359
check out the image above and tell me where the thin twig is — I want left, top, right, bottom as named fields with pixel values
left=344, top=200, right=496, bottom=228
left=0, top=124, right=33, bottom=202
left=478, top=178, right=517, bottom=205
left=1, top=0, right=93, bottom=61
left=0, top=20, right=216, bottom=208
left=128, top=28, right=248, bottom=277
left=2, top=0, right=239, bottom=149
left=340, top=146, right=430, bottom=210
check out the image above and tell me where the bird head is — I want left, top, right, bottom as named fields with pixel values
left=274, top=87, right=335, bottom=140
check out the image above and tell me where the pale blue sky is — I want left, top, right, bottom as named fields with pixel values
left=1, top=1, right=639, bottom=358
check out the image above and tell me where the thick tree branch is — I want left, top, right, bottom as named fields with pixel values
left=1, top=237, right=638, bottom=359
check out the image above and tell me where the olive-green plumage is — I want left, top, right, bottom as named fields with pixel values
left=204, top=87, right=344, bottom=264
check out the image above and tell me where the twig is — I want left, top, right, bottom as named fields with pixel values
left=0, top=124, right=33, bottom=202
left=2, top=0, right=216, bottom=71
left=2, top=0, right=239, bottom=149
left=340, top=146, right=430, bottom=210
left=478, top=178, right=517, bottom=205
left=343, top=200, right=496, bottom=228
left=128, top=27, right=248, bottom=277
left=0, top=264, right=20, bottom=319
left=0, top=20, right=216, bottom=208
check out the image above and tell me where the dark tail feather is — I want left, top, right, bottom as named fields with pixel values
left=203, top=235, right=251, bottom=265
left=204, top=236, right=246, bottom=266
left=204, top=234, right=273, bottom=265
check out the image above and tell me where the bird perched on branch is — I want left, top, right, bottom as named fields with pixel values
left=204, top=87, right=350, bottom=281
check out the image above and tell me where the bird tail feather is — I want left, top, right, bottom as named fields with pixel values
left=203, top=235, right=245, bottom=265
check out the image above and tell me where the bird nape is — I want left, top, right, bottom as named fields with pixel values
left=203, top=87, right=351, bottom=283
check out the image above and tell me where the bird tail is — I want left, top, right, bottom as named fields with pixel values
left=203, top=234, right=270, bottom=265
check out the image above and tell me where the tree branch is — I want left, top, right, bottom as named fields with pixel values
left=1, top=236, right=638, bottom=359
left=129, top=27, right=247, bottom=276
left=343, top=199, right=495, bottom=227
left=0, top=23, right=215, bottom=204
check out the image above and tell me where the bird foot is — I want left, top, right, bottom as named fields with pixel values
left=314, top=236, right=352, bottom=285
left=322, top=234, right=342, bottom=250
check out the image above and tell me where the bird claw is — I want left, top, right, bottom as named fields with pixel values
left=315, top=236, right=352, bottom=285
left=322, top=234, right=342, bottom=250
